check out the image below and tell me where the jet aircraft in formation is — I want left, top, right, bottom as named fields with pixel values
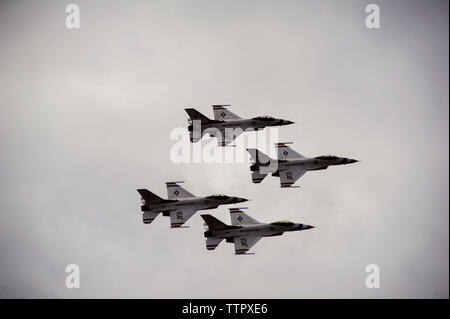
left=247, top=142, right=358, bottom=188
left=201, top=208, right=314, bottom=255
left=137, top=182, right=247, bottom=228
left=135, top=105, right=358, bottom=254
left=185, top=105, right=294, bottom=146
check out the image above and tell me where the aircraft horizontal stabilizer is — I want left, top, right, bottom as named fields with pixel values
left=206, top=237, right=223, bottom=250
left=142, top=211, right=160, bottom=224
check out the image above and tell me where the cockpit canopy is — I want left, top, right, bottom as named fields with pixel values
left=270, top=220, right=295, bottom=226
left=206, top=194, right=229, bottom=200
left=315, top=155, right=339, bottom=161
left=252, top=115, right=275, bottom=121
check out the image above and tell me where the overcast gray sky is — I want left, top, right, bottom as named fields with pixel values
left=0, top=0, right=448, bottom=298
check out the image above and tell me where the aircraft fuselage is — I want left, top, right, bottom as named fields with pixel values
left=189, top=118, right=292, bottom=135
left=142, top=196, right=245, bottom=213
left=253, top=156, right=358, bottom=174
left=205, top=223, right=311, bottom=239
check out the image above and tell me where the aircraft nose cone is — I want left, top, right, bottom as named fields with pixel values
left=298, top=224, right=314, bottom=230
left=347, top=158, right=359, bottom=164
left=283, top=120, right=295, bottom=125
left=235, top=197, right=249, bottom=203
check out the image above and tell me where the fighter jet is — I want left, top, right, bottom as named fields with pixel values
left=185, top=105, right=294, bottom=146
left=247, top=142, right=359, bottom=188
left=137, top=182, right=248, bottom=228
left=201, top=208, right=315, bottom=255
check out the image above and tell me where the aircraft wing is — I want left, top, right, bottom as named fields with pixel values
left=234, top=236, right=262, bottom=254
left=276, top=143, right=305, bottom=160
left=279, top=169, right=307, bottom=187
left=166, top=182, right=196, bottom=200
left=212, top=105, right=241, bottom=121
left=169, top=209, right=197, bottom=228
left=230, top=208, right=260, bottom=226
